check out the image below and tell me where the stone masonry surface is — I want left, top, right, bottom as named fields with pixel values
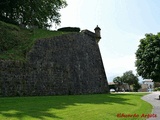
left=0, top=31, right=109, bottom=96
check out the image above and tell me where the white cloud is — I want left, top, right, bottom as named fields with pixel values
left=102, top=54, right=136, bottom=80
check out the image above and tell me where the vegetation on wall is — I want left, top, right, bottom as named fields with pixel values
left=0, top=21, right=69, bottom=61
left=58, top=27, right=80, bottom=32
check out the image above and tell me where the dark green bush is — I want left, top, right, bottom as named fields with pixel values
left=0, top=15, right=19, bottom=26
left=154, top=87, right=160, bottom=91
left=57, top=27, right=80, bottom=32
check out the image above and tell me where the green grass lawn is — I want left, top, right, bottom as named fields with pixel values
left=0, top=93, right=152, bottom=120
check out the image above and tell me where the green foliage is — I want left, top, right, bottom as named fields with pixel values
left=133, top=83, right=141, bottom=92
left=0, top=20, right=28, bottom=60
left=0, top=93, right=152, bottom=120
left=0, top=21, right=69, bottom=61
left=122, top=71, right=140, bottom=91
left=154, top=87, right=160, bottom=91
left=113, top=77, right=123, bottom=85
left=58, top=27, right=80, bottom=32
left=0, top=15, right=19, bottom=25
left=113, top=76, right=123, bottom=91
left=154, top=82, right=160, bottom=88
left=113, top=71, right=141, bottom=91
left=135, top=33, right=160, bottom=82
left=122, top=71, right=138, bottom=84
left=0, top=0, right=67, bottom=28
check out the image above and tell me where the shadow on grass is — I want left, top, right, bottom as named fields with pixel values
left=0, top=93, right=141, bottom=120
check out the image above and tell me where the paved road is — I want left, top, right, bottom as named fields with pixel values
left=142, top=92, right=160, bottom=120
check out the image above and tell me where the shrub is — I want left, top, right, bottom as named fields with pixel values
left=57, top=27, right=80, bottom=32
left=154, top=87, right=160, bottom=91
left=0, top=15, right=19, bottom=26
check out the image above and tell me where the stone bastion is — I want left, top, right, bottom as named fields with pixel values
left=0, top=26, right=109, bottom=96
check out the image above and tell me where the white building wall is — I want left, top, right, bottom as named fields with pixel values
left=142, top=79, right=154, bottom=92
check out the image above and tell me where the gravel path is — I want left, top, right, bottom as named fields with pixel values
left=142, top=92, right=160, bottom=120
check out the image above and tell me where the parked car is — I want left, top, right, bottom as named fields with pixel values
left=110, top=89, right=115, bottom=92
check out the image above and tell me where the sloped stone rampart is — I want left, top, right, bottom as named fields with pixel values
left=0, top=32, right=109, bottom=96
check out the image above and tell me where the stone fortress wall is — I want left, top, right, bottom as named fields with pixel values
left=0, top=26, right=109, bottom=96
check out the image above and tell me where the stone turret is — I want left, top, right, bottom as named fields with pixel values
left=94, top=25, right=101, bottom=43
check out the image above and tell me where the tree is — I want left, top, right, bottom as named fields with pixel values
left=154, top=82, right=160, bottom=88
left=135, top=33, right=160, bottom=82
left=121, top=71, right=139, bottom=91
left=0, top=0, right=67, bottom=28
left=113, top=76, right=123, bottom=92
left=133, top=83, right=141, bottom=92
left=113, top=71, right=141, bottom=92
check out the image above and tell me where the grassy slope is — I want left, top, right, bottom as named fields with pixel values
left=0, top=93, right=152, bottom=120
left=0, top=21, right=68, bottom=61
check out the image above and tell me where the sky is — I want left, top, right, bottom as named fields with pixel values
left=52, top=0, right=160, bottom=82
